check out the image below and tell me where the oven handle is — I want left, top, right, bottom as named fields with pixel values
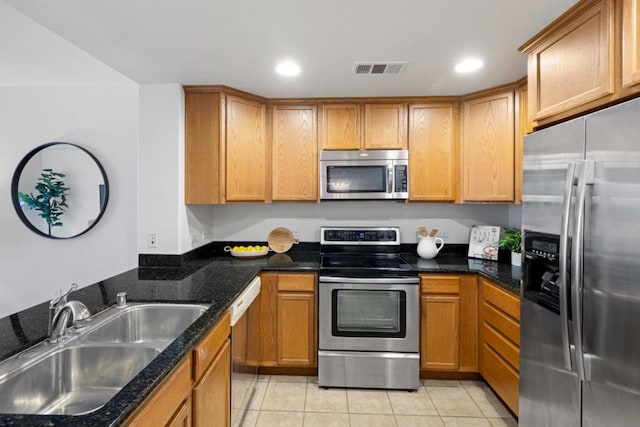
left=319, top=276, right=419, bottom=284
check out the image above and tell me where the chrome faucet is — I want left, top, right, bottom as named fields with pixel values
left=48, top=284, right=91, bottom=343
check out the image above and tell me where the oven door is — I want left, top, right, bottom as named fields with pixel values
left=320, top=160, right=394, bottom=200
left=318, top=277, right=419, bottom=353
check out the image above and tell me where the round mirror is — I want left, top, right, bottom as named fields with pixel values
left=11, top=142, right=109, bottom=239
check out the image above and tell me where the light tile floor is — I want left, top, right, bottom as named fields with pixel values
left=240, top=376, right=518, bottom=427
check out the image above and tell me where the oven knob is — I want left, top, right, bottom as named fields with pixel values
left=386, top=231, right=394, bottom=240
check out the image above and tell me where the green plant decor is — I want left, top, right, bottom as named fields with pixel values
left=498, top=228, right=522, bottom=253
left=18, top=169, right=69, bottom=236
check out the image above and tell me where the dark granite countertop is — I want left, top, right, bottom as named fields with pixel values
left=0, top=247, right=519, bottom=426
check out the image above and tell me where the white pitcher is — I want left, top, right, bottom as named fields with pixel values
left=417, top=235, right=444, bottom=259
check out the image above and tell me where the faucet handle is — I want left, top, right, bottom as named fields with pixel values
left=50, top=283, right=78, bottom=307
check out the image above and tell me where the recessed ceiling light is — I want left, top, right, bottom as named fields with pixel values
left=275, top=60, right=301, bottom=77
left=454, top=58, right=484, bottom=73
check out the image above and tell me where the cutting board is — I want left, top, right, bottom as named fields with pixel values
left=267, top=227, right=299, bottom=253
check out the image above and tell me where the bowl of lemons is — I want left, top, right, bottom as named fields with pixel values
left=224, top=245, right=269, bottom=258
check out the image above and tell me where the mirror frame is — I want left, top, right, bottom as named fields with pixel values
left=11, top=142, right=110, bottom=239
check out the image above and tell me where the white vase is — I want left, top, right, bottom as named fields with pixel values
left=511, top=251, right=522, bottom=267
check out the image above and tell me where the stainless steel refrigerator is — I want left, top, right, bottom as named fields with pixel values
left=521, top=97, right=640, bottom=426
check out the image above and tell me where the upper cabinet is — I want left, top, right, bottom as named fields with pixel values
left=320, top=104, right=361, bottom=150
left=520, top=0, right=640, bottom=126
left=271, top=105, right=318, bottom=201
left=408, top=103, right=458, bottom=202
left=363, top=103, right=407, bottom=150
left=623, top=0, right=640, bottom=88
left=225, top=96, right=268, bottom=202
left=461, top=88, right=515, bottom=202
left=184, top=88, right=268, bottom=204
left=320, top=103, right=407, bottom=150
left=185, top=91, right=223, bottom=204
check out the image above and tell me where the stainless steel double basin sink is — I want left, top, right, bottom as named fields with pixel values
left=0, top=302, right=210, bottom=416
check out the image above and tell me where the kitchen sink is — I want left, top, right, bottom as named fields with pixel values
left=84, top=303, right=209, bottom=345
left=0, top=346, right=160, bottom=415
left=0, top=302, right=210, bottom=415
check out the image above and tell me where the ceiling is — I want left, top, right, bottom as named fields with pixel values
left=2, top=0, right=576, bottom=98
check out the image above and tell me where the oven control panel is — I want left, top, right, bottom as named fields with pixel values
left=320, top=226, right=400, bottom=245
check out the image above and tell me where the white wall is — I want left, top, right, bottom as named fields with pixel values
left=211, top=202, right=513, bottom=244
left=0, top=3, right=139, bottom=318
left=138, top=84, right=215, bottom=255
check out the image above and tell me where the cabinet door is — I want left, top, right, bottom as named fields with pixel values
left=192, top=339, right=231, bottom=427
left=277, top=292, right=316, bottom=366
left=125, top=357, right=192, bottom=427
left=321, top=104, right=361, bottom=150
left=458, top=275, right=478, bottom=373
left=272, top=105, right=318, bottom=201
left=408, top=103, right=457, bottom=201
left=225, top=95, right=268, bottom=201
left=524, top=0, right=614, bottom=121
left=364, top=103, right=407, bottom=150
left=185, top=92, right=223, bottom=204
left=623, top=0, right=640, bottom=89
left=461, top=90, right=515, bottom=202
left=168, top=397, right=192, bottom=427
left=421, top=295, right=460, bottom=371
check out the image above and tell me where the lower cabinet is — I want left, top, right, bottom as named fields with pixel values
left=259, top=272, right=317, bottom=368
left=420, top=274, right=478, bottom=373
left=479, top=278, right=520, bottom=415
left=124, top=311, right=231, bottom=427
left=125, top=355, right=193, bottom=427
left=192, top=340, right=231, bottom=427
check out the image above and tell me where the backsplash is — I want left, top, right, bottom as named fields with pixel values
left=210, top=202, right=520, bottom=244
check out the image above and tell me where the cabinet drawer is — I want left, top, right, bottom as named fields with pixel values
left=482, top=302, right=520, bottom=346
left=482, top=323, right=519, bottom=370
left=421, top=276, right=460, bottom=294
left=482, top=280, right=520, bottom=321
left=482, top=343, right=519, bottom=415
left=277, top=274, right=315, bottom=292
left=193, top=312, right=230, bottom=381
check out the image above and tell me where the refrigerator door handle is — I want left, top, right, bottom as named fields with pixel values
left=559, top=161, right=577, bottom=371
left=572, top=160, right=594, bottom=382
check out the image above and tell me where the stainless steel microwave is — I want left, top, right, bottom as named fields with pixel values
left=320, top=150, right=408, bottom=200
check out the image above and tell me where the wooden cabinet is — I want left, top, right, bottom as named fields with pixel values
left=461, top=88, right=515, bottom=202
left=184, top=88, right=268, bottom=203
left=479, top=278, right=520, bottom=415
left=408, top=103, right=458, bottom=201
left=320, top=104, right=361, bottom=150
left=520, top=0, right=626, bottom=126
left=420, top=275, right=477, bottom=373
left=225, top=95, right=268, bottom=202
left=125, top=356, right=193, bottom=427
left=271, top=105, right=318, bottom=201
left=260, top=272, right=317, bottom=368
left=192, top=340, right=231, bottom=427
left=321, top=103, right=407, bottom=150
left=192, top=312, right=231, bottom=427
left=185, top=91, right=223, bottom=204
left=364, top=103, right=407, bottom=149
left=623, top=0, right=640, bottom=89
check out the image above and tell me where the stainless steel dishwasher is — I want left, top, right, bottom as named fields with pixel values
left=230, top=277, right=261, bottom=427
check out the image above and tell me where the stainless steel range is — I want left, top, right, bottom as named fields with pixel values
left=318, top=226, right=419, bottom=391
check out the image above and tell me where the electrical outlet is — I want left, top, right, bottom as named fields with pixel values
left=292, top=229, right=301, bottom=239
left=437, top=231, right=449, bottom=238
left=147, top=232, right=158, bottom=248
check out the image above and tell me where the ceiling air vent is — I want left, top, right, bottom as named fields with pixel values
left=353, top=61, right=407, bottom=75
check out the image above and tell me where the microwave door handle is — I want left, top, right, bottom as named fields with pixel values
left=559, top=162, right=577, bottom=371
left=387, top=164, right=393, bottom=193
left=572, top=160, right=594, bottom=381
